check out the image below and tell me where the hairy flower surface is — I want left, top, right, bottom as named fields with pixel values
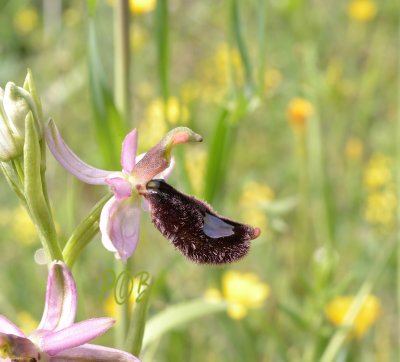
left=0, top=261, right=138, bottom=361
left=46, top=122, right=260, bottom=264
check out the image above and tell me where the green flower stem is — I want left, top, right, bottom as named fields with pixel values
left=114, top=259, right=130, bottom=349
left=155, top=0, right=169, bottom=105
left=320, top=239, right=395, bottom=362
left=125, top=275, right=153, bottom=356
left=114, top=0, right=131, bottom=124
left=24, top=113, right=63, bottom=264
left=63, top=192, right=112, bottom=268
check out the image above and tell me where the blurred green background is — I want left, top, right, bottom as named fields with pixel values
left=0, top=0, right=397, bottom=361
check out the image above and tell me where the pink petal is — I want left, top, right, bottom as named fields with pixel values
left=45, top=119, right=111, bottom=185
left=37, top=261, right=77, bottom=332
left=0, top=316, right=25, bottom=337
left=121, top=129, right=138, bottom=174
left=40, top=318, right=115, bottom=356
left=105, top=177, right=132, bottom=199
left=99, top=197, right=141, bottom=263
left=49, top=343, right=139, bottom=361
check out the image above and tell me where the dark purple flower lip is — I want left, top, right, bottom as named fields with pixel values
left=144, top=179, right=261, bottom=265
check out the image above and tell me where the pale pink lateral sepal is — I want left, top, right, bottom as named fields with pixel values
left=121, top=129, right=138, bottom=174
left=36, top=261, right=77, bottom=332
left=100, top=197, right=141, bottom=263
left=0, top=316, right=25, bottom=337
left=40, top=318, right=115, bottom=356
left=49, top=344, right=140, bottom=361
left=45, top=118, right=111, bottom=185
left=105, top=177, right=132, bottom=199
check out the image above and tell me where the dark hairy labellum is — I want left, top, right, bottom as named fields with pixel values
left=144, top=179, right=260, bottom=264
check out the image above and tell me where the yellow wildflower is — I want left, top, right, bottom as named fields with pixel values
left=325, top=295, right=380, bottom=338
left=240, top=181, right=274, bottom=207
left=346, top=137, right=363, bottom=161
left=264, top=69, right=282, bottom=89
left=129, top=0, right=156, bottom=15
left=14, top=7, right=39, bottom=35
left=286, top=98, right=313, bottom=132
left=363, top=153, right=392, bottom=190
left=365, top=190, right=396, bottom=227
left=348, top=0, right=377, bottom=22
left=16, top=311, right=38, bottom=335
left=222, top=271, right=270, bottom=319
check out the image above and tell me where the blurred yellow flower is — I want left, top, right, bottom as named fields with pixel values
left=345, top=137, right=363, bottom=161
left=348, top=0, right=377, bottom=22
left=222, top=271, right=270, bottom=319
left=365, top=190, right=396, bottom=227
left=204, top=272, right=270, bottom=319
left=130, top=0, right=156, bottom=15
left=264, top=69, right=282, bottom=90
left=104, top=292, right=135, bottom=320
left=16, top=311, right=38, bottom=335
left=14, top=7, right=39, bottom=35
left=287, top=98, right=313, bottom=131
left=363, top=153, right=392, bottom=190
left=325, top=295, right=380, bottom=338
left=240, top=181, right=274, bottom=207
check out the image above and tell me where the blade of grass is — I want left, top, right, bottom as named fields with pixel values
left=88, top=18, right=126, bottom=169
left=155, top=0, right=169, bottom=105
left=231, top=0, right=254, bottom=95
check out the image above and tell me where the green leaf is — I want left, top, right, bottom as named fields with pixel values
left=203, top=108, right=231, bottom=205
left=142, top=299, right=228, bottom=350
left=88, top=19, right=126, bottom=169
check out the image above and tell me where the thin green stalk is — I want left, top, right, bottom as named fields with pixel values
left=125, top=276, right=153, bottom=356
left=114, top=0, right=131, bottom=124
left=320, top=239, right=395, bottom=362
left=114, top=259, right=130, bottom=348
left=396, top=21, right=400, bottom=360
left=257, top=0, right=267, bottom=94
left=231, top=0, right=253, bottom=94
left=63, top=192, right=112, bottom=268
left=155, top=0, right=169, bottom=104
left=203, top=108, right=230, bottom=204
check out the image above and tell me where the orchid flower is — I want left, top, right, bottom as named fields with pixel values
left=45, top=119, right=202, bottom=263
left=45, top=120, right=260, bottom=265
left=0, top=261, right=138, bottom=361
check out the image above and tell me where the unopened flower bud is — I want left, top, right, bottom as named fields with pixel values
left=3, top=82, right=40, bottom=138
left=0, top=88, right=24, bottom=161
